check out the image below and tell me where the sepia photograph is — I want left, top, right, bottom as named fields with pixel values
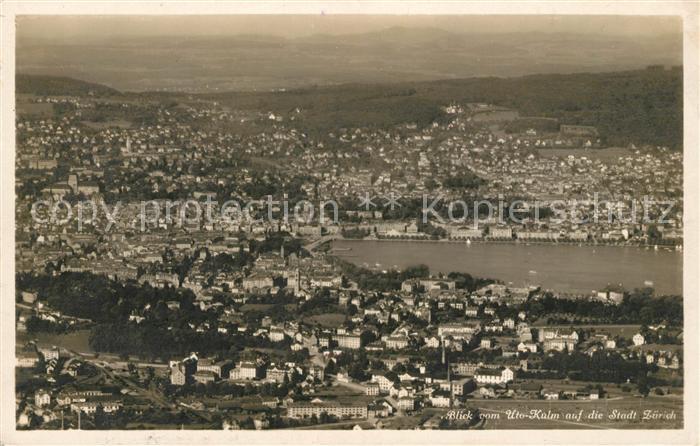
left=1, top=2, right=698, bottom=445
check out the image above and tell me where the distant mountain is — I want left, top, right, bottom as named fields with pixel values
left=16, top=74, right=121, bottom=96
left=16, top=28, right=682, bottom=92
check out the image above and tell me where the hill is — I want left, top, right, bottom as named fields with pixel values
left=16, top=74, right=121, bottom=97
left=16, top=68, right=683, bottom=149
left=205, top=68, right=682, bottom=149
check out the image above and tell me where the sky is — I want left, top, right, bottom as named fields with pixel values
left=17, top=15, right=682, bottom=43
left=14, top=15, right=683, bottom=92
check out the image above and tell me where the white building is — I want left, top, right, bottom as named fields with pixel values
left=34, top=390, right=51, bottom=407
left=371, top=373, right=394, bottom=393
left=474, top=367, right=514, bottom=385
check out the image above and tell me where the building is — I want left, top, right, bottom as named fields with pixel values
left=139, top=273, right=179, bottom=289
left=21, top=291, right=37, bottom=304
left=334, top=333, right=362, bottom=349
left=425, top=336, right=441, bottom=348
left=70, top=399, right=122, bottom=414
left=517, top=382, right=543, bottom=398
left=26, top=157, right=58, bottom=170
left=310, top=365, right=325, bottom=381
left=193, top=370, right=217, bottom=384
left=56, top=390, right=111, bottom=406
left=401, top=279, right=421, bottom=293
left=543, top=389, right=561, bottom=400
left=633, top=333, right=646, bottom=346
left=397, top=397, right=415, bottom=412
left=429, top=391, right=451, bottom=408
left=365, top=382, right=380, bottom=396
left=269, top=328, right=286, bottom=342
left=371, top=373, right=395, bottom=393
left=465, top=307, right=479, bottom=317
left=474, top=367, right=514, bottom=385
left=451, top=362, right=480, bottom=377
left=367, top=401, right=391, bottom=418
left=540, top=329, right=579, bottom=352
left=489, top=227, right=513, bottom=239
left=229, top=361, right=261, bottom=380
left=518, top=342, right=538, bottom=353
left=35, top=390, right=51, bottom=407
left=385, top=335, right=409, bottom=350
left=438, top=322, right=480, bottom=339
left=287, top=400, right=368, bottom=419
left=310, top=275, right=343, bottom=289
left=170, top=363, right=188, bottom=385
left=196, top=359, right=232, bottom=378
left=38, top=346, right=59, bottom=361
left=439, top=378, right=476, bottom=396
left=543, top=337, right=577, bottom=352
left=420, top=278, right=456, bottom=291
left=242, top=275, right=274, bottom=291
left=449, top=227, right=483, bottom=240
left=266, top=365, right=289, bottom=383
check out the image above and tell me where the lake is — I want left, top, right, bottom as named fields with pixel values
left=331, top=240, right=683, bottom=295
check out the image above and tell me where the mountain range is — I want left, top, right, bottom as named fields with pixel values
left=16, top=27, right=682, bottom=92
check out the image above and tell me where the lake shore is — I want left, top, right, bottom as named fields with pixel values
left=333, top=236, right=680, bottom=251
left=331, top=239, right=683, bottom=296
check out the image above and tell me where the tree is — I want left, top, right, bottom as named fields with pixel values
left=637, top=373, right=650, bottom=397
left=324, top=360, right=337, bottom=376
left=646, top=224, right=662, bottom=242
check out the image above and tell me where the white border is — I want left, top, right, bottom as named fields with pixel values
left=1, top=2, right=698, bottom=445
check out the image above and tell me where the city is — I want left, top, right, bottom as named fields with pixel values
left=13, top=15, right=684, bottom=431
